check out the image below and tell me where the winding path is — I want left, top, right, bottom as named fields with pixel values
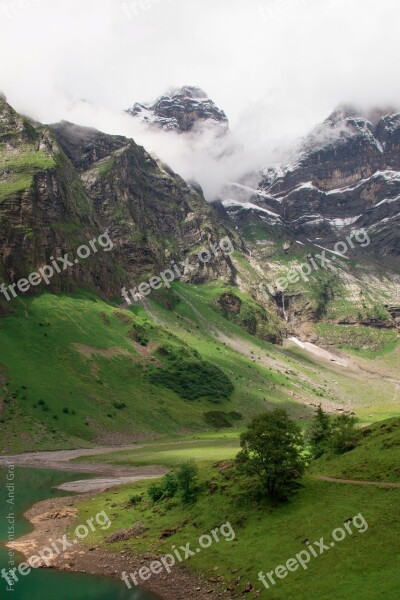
left=315, top=475, right=400, bottom=488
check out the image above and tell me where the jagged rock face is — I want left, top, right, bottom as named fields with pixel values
left=52, top=121, right=234, bottom=282
left=50, top=121, right=127, bottom=170
left=0, top=98, right=120, bottom=294
left=221, top=106, right=400, bottom=258
left=126, top=86, right=229, bottom=134
left=0, top=99, right=234, bottom=298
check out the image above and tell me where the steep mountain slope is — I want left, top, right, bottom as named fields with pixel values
left=216, top=106, right=400, bottom=335
left=221, top=105, right=400, bottom=258
left=0, top=94, right=235, bottom=302
left=0, top=96, right=119, bottom=296
left=50, top=120, right=234, bottom=284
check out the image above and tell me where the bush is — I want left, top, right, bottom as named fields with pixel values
left=129, top=323, right=149, bottom=346
left=147, top=483, right=164, bottom=503
left=204, top=411, right=233, bottom=428
left=176, top=461, right=199, bottom=503
left=330, top=414, right=360, bottom=454
left=148, top=359, right=234, bottom=401
left=146, top=473, right=178, bottom=503
left=113, top=402, right=126, bottom=410
left=147, top=462, right=199, bottom=504
left=128, top=494, right=143, bottom=506
left=163, top=472, right=179, bottom=498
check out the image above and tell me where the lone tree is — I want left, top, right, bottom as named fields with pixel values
left=307, top=404, right=332, bottom=457
left=236, top=409, right=306, bottom=503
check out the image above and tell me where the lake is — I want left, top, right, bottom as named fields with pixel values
left=0, top=466, right=159, bottom=600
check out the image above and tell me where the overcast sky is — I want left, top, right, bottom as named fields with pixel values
left=1, top=0, right=399, bottom=197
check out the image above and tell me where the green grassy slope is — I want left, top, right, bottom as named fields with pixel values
left=1, top=284, right=399, bottom=452
left=0, top=290, right=313, bottom=453
left=75, top=426, right=400, bottom=600
left=310, top=417, right=400, bottom=483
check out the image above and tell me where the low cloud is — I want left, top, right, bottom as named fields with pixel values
left=1, top=0, right=400, bottom=199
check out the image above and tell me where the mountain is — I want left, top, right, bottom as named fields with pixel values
left=126, top=86, right=229, bottom=134
left=221, top=105, right=400, bottom=259
left=0, top=95, right=399, bottom=452
left=0, top=94, right=234, bottom=302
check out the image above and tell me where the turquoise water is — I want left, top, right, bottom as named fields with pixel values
left=0, top=467, right=159, bottom=600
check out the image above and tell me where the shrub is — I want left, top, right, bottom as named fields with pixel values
left=148, top=360, right=234, bottom=401
left=163, top=472, right=179, bottom=498
left=176, top=461, right=199, bottom=503
left=204, top=411, right=233, bottom=428
left=306, top=407, right=360, bottom=456
left=147, top=463, right=199, bottom=504
left=128, top=494, right=143, bottom=506
left=330, top=414, right=360, bottom=454
left=129, top=323, right=149, bottom=346
left=147, top=483, right=164, bottom=503
left=113, top=402, right=127, bottom=410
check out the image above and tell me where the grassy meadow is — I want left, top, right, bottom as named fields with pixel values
left=75, top=419, right=400, bottom=600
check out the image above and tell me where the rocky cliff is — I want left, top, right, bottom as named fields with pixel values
left=221, top=105, right=400, bottom=258
left=0, top=96, right=234, bottom=300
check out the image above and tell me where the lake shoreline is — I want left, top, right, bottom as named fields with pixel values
left=6, top=493, right=229, bottom=600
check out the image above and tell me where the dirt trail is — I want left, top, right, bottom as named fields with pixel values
left=0, top=446, right=167, bottom=492
left=315, top=475, right=400, bottom=488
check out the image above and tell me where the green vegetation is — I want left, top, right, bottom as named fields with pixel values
left=75, top=422, right=400, bottom=600
left=148, top=461, right=199, bottom=504
left=0, top=293, right=248, bottom=452
left=148, top=359, right=234, bottom=401
left=307, top=405, right=360, bottom=456
left=310, top=417, right=400, bottom=482
left=0, top=148, right=55, bottom=202
left=217, top=290, right=284, bottom=343
left=306, top=404, right=332, bottom=457
left=315, top=324, right=398, bottom=356
left=0, top=282, right=399, bottom=451
left=237, top=410, right=306, bottom=502
left=75, top=437, right=240, bottom=467
left=0, top=177, right=33, bottom=202
left=203, top=409, right=242, bottom=428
